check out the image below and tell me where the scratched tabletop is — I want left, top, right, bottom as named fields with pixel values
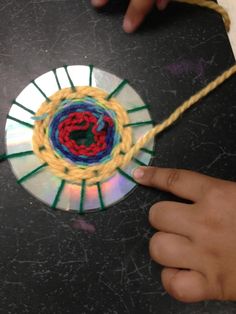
left=0, top=1, right=236, bottom=313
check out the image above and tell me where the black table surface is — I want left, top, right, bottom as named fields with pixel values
left=1, top=0, right=236, bottom=313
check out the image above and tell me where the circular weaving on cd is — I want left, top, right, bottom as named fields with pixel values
left=5, top=65, right=154, bottom=213
left=2, top=0, right=235, bottom=214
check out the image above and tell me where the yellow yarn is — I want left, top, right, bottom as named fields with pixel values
left=31, top=0, right=236, bottom=185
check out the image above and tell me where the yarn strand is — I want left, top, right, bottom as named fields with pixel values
left=51, top=179, right=66, bottom=209
left=140, top=148, right=155, bottom=156
left=0, top=151, right=34, bottom=161
left=32, top=80, right=51, bottom=103
left=97, top=182, right=105, bottom=210
left=13, top=100, right=35, bottom=115
left=79, top=179, right=86, bottom=214
left=124, top=121, right=154, bottom=128
left=64, top=65, right=76, bottom=92
left=121, top=64, right=236, bottom=170
left=106, top=79, right=129, bottom=100
left=117, top=168, right=137, bottom=184
left=127, top=105, right=149, bottom=113
left=133, top=157, right=147, bottom=167
left=53, top=69, right=62, bottom=90
left=7, top=115, right=34, bottom=129
left=17, top=162, right=48, bottom=184
left=89, top=64, right=94, bottom=86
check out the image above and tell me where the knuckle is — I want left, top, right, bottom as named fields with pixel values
left=166, top=169, right=181, bottom=190
left=206, top=185, right=225, bottom=203
left=148, top=169, right=158, bottom=186
left=202, top=190, right=228, bottom=230
left=200, top=185, right=230, bottom=231
left=203, top=207, right=225, bottom=230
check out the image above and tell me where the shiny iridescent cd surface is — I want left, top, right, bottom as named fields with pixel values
left=5, top=66, right=154, bottom=213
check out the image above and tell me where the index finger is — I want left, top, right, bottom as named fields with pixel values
left=133, top=167, right=212, bottom=202
left=123, top=0, right=155, bottom=33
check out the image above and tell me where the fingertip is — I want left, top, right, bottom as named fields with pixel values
left=123, top=0, right=154, bottom=33
left=123, top=18, right=136, bottom=33
left=133, top=167, right=146, bottom=181
left=91, top=0, right=108, bottom=8
left=133, top=166, right=160, bottom=188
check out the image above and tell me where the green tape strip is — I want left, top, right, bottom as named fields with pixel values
left=51, top=180, right=66, bottom=209
left=117, top=168, right=136, bottom=184
left=79, top=179, right=86, bottom=214
left=0, top=150, right=34, bottom=162
left=106, top=79, right=128, bottom=101
left=127, top=105, right=149, bottom=113
left=89, top=64, right=94, bottom=86
left=133, top=158, right=147, bottom=167
left=140, top=148, right=155, bottom=156
left=7, top=115, right=34, bottom=129
left=17, top=163, right=48, bottom=184
left=32, top=80, right=51, bottom=103
left=97, top=182, right=105, bottom=210
left=13, top=100, right=35, bottom=115
left=52, top=69, right=62, bottom=90
left=64, top=65, right=76, bottom=92
left=120, top=151, right=149, bottom=166
left=124, top=121, right=154, bottom=128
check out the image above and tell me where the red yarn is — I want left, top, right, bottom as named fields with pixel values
left=58, top=111, right=113, bottom=157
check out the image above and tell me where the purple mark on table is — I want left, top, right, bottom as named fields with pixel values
left=72, top=218, right=96, bottom=233
left=165, top=58, right=209, bottom=79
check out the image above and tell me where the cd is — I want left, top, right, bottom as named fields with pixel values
left=5, top=65, right=154, bottom=213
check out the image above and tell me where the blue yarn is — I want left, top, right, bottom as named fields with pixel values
left=32, top=113, right=49, bottom=121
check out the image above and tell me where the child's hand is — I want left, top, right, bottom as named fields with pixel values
left=91, top=0, right=169, bottom=33
left=133, top=166, right=236, bottom=302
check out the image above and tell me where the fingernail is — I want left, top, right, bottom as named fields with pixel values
left=133, top=167, right=145, bottom=180
left=123, top=18, right=135, bottom=33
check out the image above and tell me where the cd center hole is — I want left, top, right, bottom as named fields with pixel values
left=69, top=126, right=94, bottom=147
